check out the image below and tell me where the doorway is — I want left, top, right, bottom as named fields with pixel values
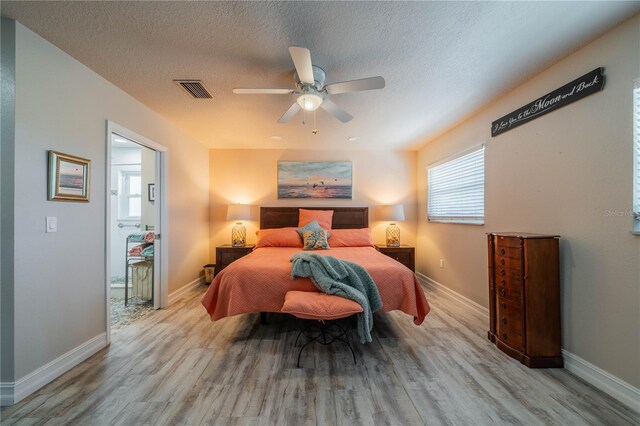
left=106, top=121, right=168, bottom=341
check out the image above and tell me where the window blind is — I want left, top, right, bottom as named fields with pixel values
left=633, top=80, right=640, bottom=219
left=428, top=146, right=485, bottom=224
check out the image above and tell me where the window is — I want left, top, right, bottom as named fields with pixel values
left=119, top=170, right=141, bottom=220
left=633, top=79, right=640, bottom=232
left=428, top=146, right=485, bottom=224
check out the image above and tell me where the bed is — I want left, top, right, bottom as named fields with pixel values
left=201, top=207, right=430, bottom=324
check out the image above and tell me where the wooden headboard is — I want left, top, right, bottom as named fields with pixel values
left=260, top=207, right=369, bottom=229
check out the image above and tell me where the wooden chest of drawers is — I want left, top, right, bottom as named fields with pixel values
left=487, top=233, right=563, bottom=368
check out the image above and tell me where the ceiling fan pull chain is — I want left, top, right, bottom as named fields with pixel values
left=312, top=110, right=318, bottom=135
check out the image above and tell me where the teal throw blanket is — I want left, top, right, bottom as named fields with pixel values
left=290, top=252, right=382, bottom=343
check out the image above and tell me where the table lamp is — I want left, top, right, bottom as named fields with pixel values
left=380, top=204, right=405, bottom=247
left=227, top=204, right=251, bottom=247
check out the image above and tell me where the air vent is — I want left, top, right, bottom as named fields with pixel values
left=174, top=80, right=214, bottom=99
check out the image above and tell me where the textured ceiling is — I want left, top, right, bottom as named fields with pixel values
left=3, top=1, right=639, bottom=150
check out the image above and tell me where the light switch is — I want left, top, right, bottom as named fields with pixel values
left=46, top=216, right=57, bottom=233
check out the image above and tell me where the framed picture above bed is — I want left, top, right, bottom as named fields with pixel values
left=47, top=150, right=91, bottom=202
left=277, top=161, right=352, bottom=199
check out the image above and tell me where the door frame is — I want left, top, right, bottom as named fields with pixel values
left=105, top=120, right=169, bottom=343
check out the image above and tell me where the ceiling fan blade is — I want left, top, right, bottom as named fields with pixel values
left=325, top=76, right=385, bottom=95
left=320, top=98, right=353, bottom=123
left=288, top=46, right=315, bottom=85
left=233, top=88, right=294, bottom=95
left=278, top=103, right=301, bottom=124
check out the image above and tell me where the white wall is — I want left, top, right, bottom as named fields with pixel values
left=209, top=149, right=417, bottom=261
left=140, top=147, right=155, bottom=230
left=417, top=15, right=640, bottom=388
left=109, top=146, right=141, bottom=280
left=9, top=22, right=209, bottom=384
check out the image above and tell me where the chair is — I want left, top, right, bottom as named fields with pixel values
left=281, top=291, right=363, bottom=367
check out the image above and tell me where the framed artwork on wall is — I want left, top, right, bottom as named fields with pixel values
left=277, top=161, right=352, bottom=199
left=47, top=150, right=91, bottom=202
left=148, top=183, right=155, bottom=202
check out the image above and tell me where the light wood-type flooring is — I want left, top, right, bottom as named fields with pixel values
left=2, top=283, right=638, bottom=425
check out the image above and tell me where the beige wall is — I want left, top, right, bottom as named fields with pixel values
left=10, top=22, right=209, bottom=381
left=209, top=149, right=417, bottom=262
left=417, top=16, right=640, bottom=387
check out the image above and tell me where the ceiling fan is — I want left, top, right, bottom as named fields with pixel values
left=233, top=46, right=385, bottom=124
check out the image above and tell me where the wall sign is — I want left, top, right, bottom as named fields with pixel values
left=491, top=67, right=605, bottom=137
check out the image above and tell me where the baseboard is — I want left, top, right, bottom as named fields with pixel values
left=415, top=272, right=640, bottom=413
left=168, top=276, right=204, bottom=306
left=1, top=276, right=204, bottom=406
left=1, top=332, right=107, bottom=406
left=562, top=349, right=640, bottom=412
left=415, top=272, right=489, bottom=317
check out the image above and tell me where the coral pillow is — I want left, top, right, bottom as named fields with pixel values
left=281, top=291, right=363, bottom=320
left=255, top=227, right=303, bottom=248
left=298, top=209, right=333, bottom=230
left=302, top=230, right=330, bottom=250
left=329, top=228, right=373, bottom=247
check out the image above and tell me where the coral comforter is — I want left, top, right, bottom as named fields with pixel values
left=201, top=247, right=430, bottom=324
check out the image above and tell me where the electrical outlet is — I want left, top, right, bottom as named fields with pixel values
left=439, top=259, right=444, bottom=269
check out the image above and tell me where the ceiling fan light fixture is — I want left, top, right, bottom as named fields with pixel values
left=297, top=93, right=323, bottom=111
left=234, top=46, right=383, bottom=124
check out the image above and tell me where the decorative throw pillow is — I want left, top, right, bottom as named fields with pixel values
left=296, top=220, right=331, bottom=239
left=302, top=230, right=330, bottom=250
left=298, top=208, right=334, bottom=230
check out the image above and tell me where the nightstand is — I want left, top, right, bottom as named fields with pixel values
left=215, top=244, right=255, bottom=276
left=374, top=244, right=415, bottom=272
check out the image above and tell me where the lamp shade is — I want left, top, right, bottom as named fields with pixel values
left=379, top=204, right=405, bottom=222
left=226, top=204, right=251, bottom=221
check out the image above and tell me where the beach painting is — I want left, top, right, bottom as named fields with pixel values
left=48, top=151, right=91, bottom=202
left=278, top=161, right=352, bottom=199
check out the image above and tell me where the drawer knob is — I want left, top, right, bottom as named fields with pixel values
left=501, top=303, right=507, bottom=309
left=502, top=333, right=508, bottom=340
left=500, top=249, right=506, bottom=255
left=500, top=259, right=505, bottom=265
left=501, top=318, right=507, bottom=325
left=500, top=288, right=506, bottom=297
left=500, top=269, right=506, bottom=276
left=500, top=280, right=506, bottom=286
